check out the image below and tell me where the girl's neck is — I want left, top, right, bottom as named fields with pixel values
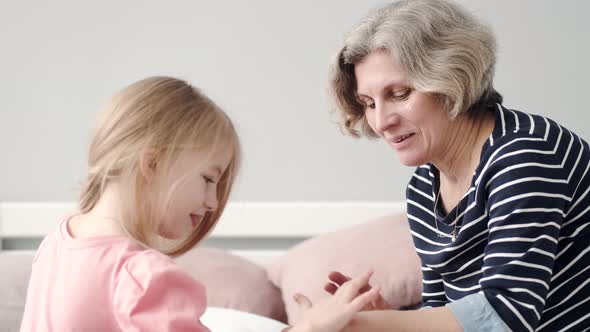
left=70, top=184, right=127, bottom=238
left=89, top=184, right=124, bottom=222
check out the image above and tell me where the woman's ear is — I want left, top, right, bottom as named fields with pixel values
left=140, top=148, right=159, bottom=183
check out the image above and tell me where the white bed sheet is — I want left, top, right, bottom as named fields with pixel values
left=201, top=307, right=288, bottom=332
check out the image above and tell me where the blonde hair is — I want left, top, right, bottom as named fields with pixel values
left=330, top=0, right=502, bottom=138
left=80, top=76, right=241, bottom=256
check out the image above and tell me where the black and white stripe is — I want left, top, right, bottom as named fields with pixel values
left=407, top=105, right=590, bottom=331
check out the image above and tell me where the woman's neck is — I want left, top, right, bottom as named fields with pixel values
left=433, top=111, right=495, bottom=188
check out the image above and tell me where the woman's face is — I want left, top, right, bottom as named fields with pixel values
left=355, top=50, right=453, bottom=167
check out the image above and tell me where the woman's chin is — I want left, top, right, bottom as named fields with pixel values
left=397, top=154, right=426, bottom=167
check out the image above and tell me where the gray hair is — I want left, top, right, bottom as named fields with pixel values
left=330, top=0, right=501, bottom=138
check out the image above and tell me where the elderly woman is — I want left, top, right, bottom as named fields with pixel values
left=310, top=0, right=590, bottom=331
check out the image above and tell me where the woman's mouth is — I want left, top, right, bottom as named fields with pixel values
left=393, top=133, right=415, bottom=144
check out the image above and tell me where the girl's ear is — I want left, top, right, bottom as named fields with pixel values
left=140, top=148, right=159, bottom=183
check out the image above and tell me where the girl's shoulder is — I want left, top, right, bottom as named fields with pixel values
left=113, top=248, right=209, bottom=330
left=120, top=248, right=180, bottom=279
left=116, top=247, right=205, bottom=297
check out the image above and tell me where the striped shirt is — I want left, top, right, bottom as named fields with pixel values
left=406, top=104, right=590, bottom=331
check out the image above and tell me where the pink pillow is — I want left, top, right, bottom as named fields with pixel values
left=175, top=248, right=287, bottom=323
left=266, top=213, right=422, bottom=324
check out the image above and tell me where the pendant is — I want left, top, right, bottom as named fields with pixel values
left=451, top=235, right=456, bottom=242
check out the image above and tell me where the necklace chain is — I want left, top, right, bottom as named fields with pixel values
left=433, top=188, right=460, bottom=242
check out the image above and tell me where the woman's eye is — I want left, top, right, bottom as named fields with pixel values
left=392, top=88, right=411, bottom=100
left=362, top=100, right=375, bottom=110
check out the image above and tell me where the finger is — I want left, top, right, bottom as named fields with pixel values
left=358, top=284, right=372, bottom=294
left=329, top=271, right=372, bottom=294
left=328, top=271, right=351, bottom=286
left=375, top=295, right=391, bottom=310
left=337, top=270, right=374, bottom=301
left=327, top=281, right=371, bottom=296
left=324, top=282, right=338, bottom=295
left=293, top=293, right=312, bottom=310
left=349, top=286, right=381, bottom=313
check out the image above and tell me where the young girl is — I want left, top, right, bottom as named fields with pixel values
left=20, top=76, right=379, bottom=332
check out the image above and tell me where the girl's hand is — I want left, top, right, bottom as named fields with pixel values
left=324, top=271, right=392, bottom=311
left=288, top=270, right=381, bottom=332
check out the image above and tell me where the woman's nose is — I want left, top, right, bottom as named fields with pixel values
left=374, top=102, right=399, bottom=134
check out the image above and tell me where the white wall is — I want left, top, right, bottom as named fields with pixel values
left=1, top=0, right=589, bottom=203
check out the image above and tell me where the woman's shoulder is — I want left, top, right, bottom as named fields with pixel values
left=491, top=105, right=585, bottom=145
left=484, top=104, right=588, bottom=163
left=474, top=105, right=590, bottom=193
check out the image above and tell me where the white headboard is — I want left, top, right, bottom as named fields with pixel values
left=0, top=201, right=406, bottom=264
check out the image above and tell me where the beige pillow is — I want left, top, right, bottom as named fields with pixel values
left=266, top=213, right=422, bottom=324
left=176, top=247, right=287, bottom=323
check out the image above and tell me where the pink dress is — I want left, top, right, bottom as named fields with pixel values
left=20, top=217, right=210, bottom=332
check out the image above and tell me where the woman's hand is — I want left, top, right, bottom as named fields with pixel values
left=324, top=271, right=393, bottom=311
left=286, top=270, right=381, bottom=332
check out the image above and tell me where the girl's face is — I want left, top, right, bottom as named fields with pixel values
left=157, top=148, right=232, bottom=240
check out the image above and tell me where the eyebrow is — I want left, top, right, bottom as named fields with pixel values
left=357, top=81, right=408, bottom=99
